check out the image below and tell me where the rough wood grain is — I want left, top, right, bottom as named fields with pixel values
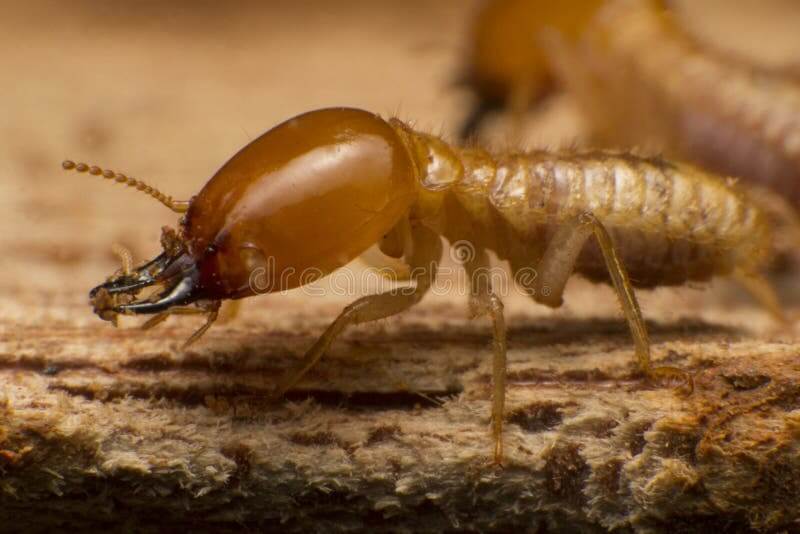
left=3, top=1, right=800, bottom=532
left=3, top=285, right=800, bottom=533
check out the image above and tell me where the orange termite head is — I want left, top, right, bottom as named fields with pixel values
left=69, top=107, right=419, bottom=321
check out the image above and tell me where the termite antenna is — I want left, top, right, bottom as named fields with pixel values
left=111, top=243, right=134, bottom=275
left=62, top=159, right=190, bottom=213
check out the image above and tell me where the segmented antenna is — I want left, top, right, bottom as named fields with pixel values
left=62, top=160, right=189, bottom=213
left=111, top=243, right=134, bottom=275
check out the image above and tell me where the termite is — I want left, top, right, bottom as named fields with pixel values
left=65, top=107, right=786, bottom=463
left=461, top=0, right=800, bottom=206
left=542, top=0, right=800, bottom=206
left=459, top=0, right=606, bottom=140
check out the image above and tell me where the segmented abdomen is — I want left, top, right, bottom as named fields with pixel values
left=410, top=133, right=772, bottom=287
left=547, top=0, right=800, bottom=204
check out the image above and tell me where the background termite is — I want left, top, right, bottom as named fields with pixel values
left=459, top=0, right=800, bottom=208
left=67, top=107, right=787, bottom=463
left=458, top=0, right=606, bottom=139
left=544, top=0, right=800, bottom=206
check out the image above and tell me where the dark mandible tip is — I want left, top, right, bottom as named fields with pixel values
left=115, top=274, right=198, bottom=315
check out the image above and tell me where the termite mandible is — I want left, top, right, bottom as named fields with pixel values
left=65, top=107, right=786, bottom=463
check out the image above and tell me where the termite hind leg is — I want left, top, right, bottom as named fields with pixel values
left=534, top=212, right=692, bottom=393
left=270, top=223, right=442, bottom=400
left=732, top=268, right=788, bottom=325
left=462, top=246, right=507, bottom=465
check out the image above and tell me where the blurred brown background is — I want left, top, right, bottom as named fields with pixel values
left=2, top=0, right=800, bottom=336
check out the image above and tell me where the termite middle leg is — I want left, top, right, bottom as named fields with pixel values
left=271, top=223, right=442, bottom=399
left=533, top=212, right=691, bottom=390
left=462, top=246, right=507, bottom=464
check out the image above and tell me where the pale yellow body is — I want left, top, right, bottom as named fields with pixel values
left=396, top=121, right=773, bottom=295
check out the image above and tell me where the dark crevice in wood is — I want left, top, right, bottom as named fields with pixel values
left=48, top=383, right=459, bottom=412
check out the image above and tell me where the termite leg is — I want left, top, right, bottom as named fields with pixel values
left=141, top=312, right=171, bottom=330
left=271, top=222, right=442, bottom=400
left=534, top=212, right=692, bottom=392
left=216, top=300, right=242, bottom=325
left=140, top=306, right=205, bottom=330
left=463, top=246, right=507, bottom=464
left=182, top=302, right=221, bottom=349
left=459, top=98, right=503, bottom=142
left=138, top=304, right=221, bottom=348
left=506, top=77, right=537, bottom=142
left=731, top=269, right=787, bottom=324
left=458, top=78, right=543, bottom=143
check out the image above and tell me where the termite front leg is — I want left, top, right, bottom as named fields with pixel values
left=534, top=212, right=692, bottom=391
left=461, top=245, right=507, bottom=464
left=139, top=301, right=221, bottom=349
left=216, top=300, right=242, bottom=325
left=271, top=223, right=442, bottom=400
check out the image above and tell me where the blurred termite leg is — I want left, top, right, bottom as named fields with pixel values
left=731, top=269, right=787, bottom=325
left=537, top=29, right=616, bottom=143
left=506, top=77, right=538, bottom=142
left=138, top=304, right=221, bottom=348
left=458, top=78, right=548, bottom=143
left=462, top=246, right=507, bottom=464
left=271, top=222, right=442, bottom=400
left=745, top=184, right=800, bottom=270
left=141, top=312, right=170, bottom=330
left=182, top=301, right=221, bottom=349
left=216, top=300, right=242, bottom=325
left=534, top=212, right=692, bottom=392
left=140, top=306, right=206, bottom=330
left=459, top=97, right=503, bottom=142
